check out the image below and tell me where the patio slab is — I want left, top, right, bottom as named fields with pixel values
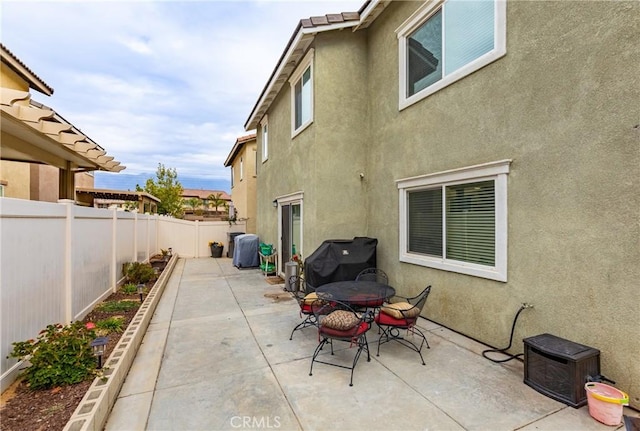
left=106, top=257, right=635, bottom=431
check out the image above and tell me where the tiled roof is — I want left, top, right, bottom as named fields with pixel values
left=224, top=133, right=257, bottom=167
left=0, top=43, right=54, bottom=96
left=182, top=189, right=231, bottom=200
left=300, top=12, right=360, bottom=28
left=244, top=1, right=388, bottom=130
left=236, top=133, right=257, bottom=144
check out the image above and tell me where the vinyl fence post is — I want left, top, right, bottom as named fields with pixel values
left=62, top=200, right=74, bottom=324
left=111, top=209, right=118, bottom=293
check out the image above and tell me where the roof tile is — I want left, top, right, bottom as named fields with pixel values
left=326, top=14, right=345, bottom=23
left=310, top=15, right=329, bottom=26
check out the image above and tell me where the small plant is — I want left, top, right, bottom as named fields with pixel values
left=122, top=261, right=155, bottom=284
left=95, top=316, right=125, bottom=334
left=120, top=283, right=138, bottom=295
left=96, top=300, right=139, bottom=313
left=208, top=241, right=222, bottom=247
left=8, top=322, right=98, bottom=389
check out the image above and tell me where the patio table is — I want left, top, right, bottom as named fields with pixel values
left=315, top=280, right=395, bottom=307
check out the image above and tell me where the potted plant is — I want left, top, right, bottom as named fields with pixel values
left=208, top=241, right=224, bottom=258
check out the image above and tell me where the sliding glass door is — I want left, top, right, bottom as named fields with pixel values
left=278, top=194, right=303, bottom=274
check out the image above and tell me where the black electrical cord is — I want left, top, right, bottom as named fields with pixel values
left=482, top=304, right=532, bottom=363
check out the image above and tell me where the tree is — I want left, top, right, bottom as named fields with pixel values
left=138, top=163, right=184, bottom=218
left=184, top=197, right=201, bottom=215
left=207, top=192, right=226, bottom=213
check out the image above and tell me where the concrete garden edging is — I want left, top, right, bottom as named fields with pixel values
left=63, top=254, right=179, bottom=431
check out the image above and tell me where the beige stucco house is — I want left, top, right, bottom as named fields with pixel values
left=1, top=43, right=123, bottom=202
left=181, top=188, right=231, bottom=221
left=245, top=1, right=639, bottom=408
left=224, top=133, right=257, bottom=233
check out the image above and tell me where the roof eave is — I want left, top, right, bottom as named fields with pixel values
left=244, top=19, right=361, bottom=131
left=224, top=134, right=256, bottom=167
left=0, top=43, right=54, bottom=96
left=1, top=88, right=125, bottom=172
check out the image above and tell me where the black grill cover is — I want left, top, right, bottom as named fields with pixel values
left=304, top=237, right=377, bottom=291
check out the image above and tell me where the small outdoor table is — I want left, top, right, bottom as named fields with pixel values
left=315, top=280, right=395, bottom=307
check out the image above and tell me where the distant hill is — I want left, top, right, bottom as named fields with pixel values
left=95, top=172, right=230, bottom=194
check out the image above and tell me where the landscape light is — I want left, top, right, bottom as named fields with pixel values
left=90, top=336, right=108, bottom=369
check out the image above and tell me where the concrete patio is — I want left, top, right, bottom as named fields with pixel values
left=105, top=257, right=635, bottom=431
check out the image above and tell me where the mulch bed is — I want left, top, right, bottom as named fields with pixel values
left=0, top=262, right=165, bottom=431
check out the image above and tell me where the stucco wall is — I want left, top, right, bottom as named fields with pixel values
left=230, top=141, right=257, bottom=233
left=256, top=30, right=370, bottom=257
left=0, top=64, right=29, bottom=92
left=0, top=161, right=30, bottom=198
left=365, top=0, right=639, bottom=405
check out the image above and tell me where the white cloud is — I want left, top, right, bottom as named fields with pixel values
left=1, top=0, right=363, bottom=186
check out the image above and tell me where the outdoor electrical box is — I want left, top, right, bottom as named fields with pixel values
left=523, top=333, right=600, bottom=408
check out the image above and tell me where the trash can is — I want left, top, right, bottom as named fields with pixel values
left=227, top=232, right=245, bottom=258
left=284, top=261, right=299, bottom=292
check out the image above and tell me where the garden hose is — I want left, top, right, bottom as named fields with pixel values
left=482, top=303, right=533, bottom=363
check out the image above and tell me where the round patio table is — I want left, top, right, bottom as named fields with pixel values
left=315, top=280, right=395, bottom=307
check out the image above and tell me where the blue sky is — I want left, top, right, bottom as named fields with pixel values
left=1, top=0, right=363, bottom=192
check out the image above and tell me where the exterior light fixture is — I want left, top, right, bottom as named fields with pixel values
left=91, top=336, right=108, bottom=369
left=137, top=283, right=145, bottom=303
left=272, top=200, right=278, bottom=208
left=168, top=247, right=172, bottom=256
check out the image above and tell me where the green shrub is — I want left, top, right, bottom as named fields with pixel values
left=95, top=316, right=125, bottom=334
left=96, top=300, right=139, bottom=313
left=122, top=262, right=155, bottom=284
left=120, top=283, right=138, bottom=295
left=9, top=322, right=98, bottom=389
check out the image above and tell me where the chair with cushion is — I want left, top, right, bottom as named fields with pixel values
left=375, top=285, right=432, bottom=365
left=286, top=275, right=320, bottom=340
left=309, top=299, right=374, bottom=386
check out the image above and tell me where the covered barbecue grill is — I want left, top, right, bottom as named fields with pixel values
left=304, top=237, right=377, bottom=293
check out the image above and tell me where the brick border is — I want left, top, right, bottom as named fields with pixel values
left=63, top=254, right=179, bottom=431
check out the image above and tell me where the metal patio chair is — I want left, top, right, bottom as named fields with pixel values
left=375, top=285, right=432, bottom=365
left=309, top=299, right=374, bottom=386
left=287, top=275, right=320, bottom=340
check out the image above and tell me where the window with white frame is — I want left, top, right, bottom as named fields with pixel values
left=261, top=116, right=269, bottom=162
left=397, top=0, right=506, bottom=110
left=397, top=160, right=511, bottom=281
left=240, top=157, right=244, bottom=181
left=230, top=166, right=234, bottom=188
left=289, top=49, right=314, bottom=137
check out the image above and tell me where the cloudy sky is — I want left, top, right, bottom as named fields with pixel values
left=1, top=0, right=363, bottom=191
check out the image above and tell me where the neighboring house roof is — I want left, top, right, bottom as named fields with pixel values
left=76, top=187, right=160, bottom=202
left=1, top=44, right=124, bottom=173
left=182, top=189, right=231, bottom=200
left=244, top=0, right=388, bottom=130
left=224, top=133, right=256, bottom=167
left=0, top=43, right=53, bottom=96
left=1, top=88, right=125, bottom=172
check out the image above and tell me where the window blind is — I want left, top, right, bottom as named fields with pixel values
left=445, top=180, right=495, bottom=265
left=444, top=0, right=495, bottom=75
left=408, top=188, right=443, bottom=257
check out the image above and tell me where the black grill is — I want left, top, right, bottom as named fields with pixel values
left=304, top=237, right=377, bottom=293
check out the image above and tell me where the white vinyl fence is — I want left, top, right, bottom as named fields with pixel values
left=0, top=197, right=245, bottom=392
